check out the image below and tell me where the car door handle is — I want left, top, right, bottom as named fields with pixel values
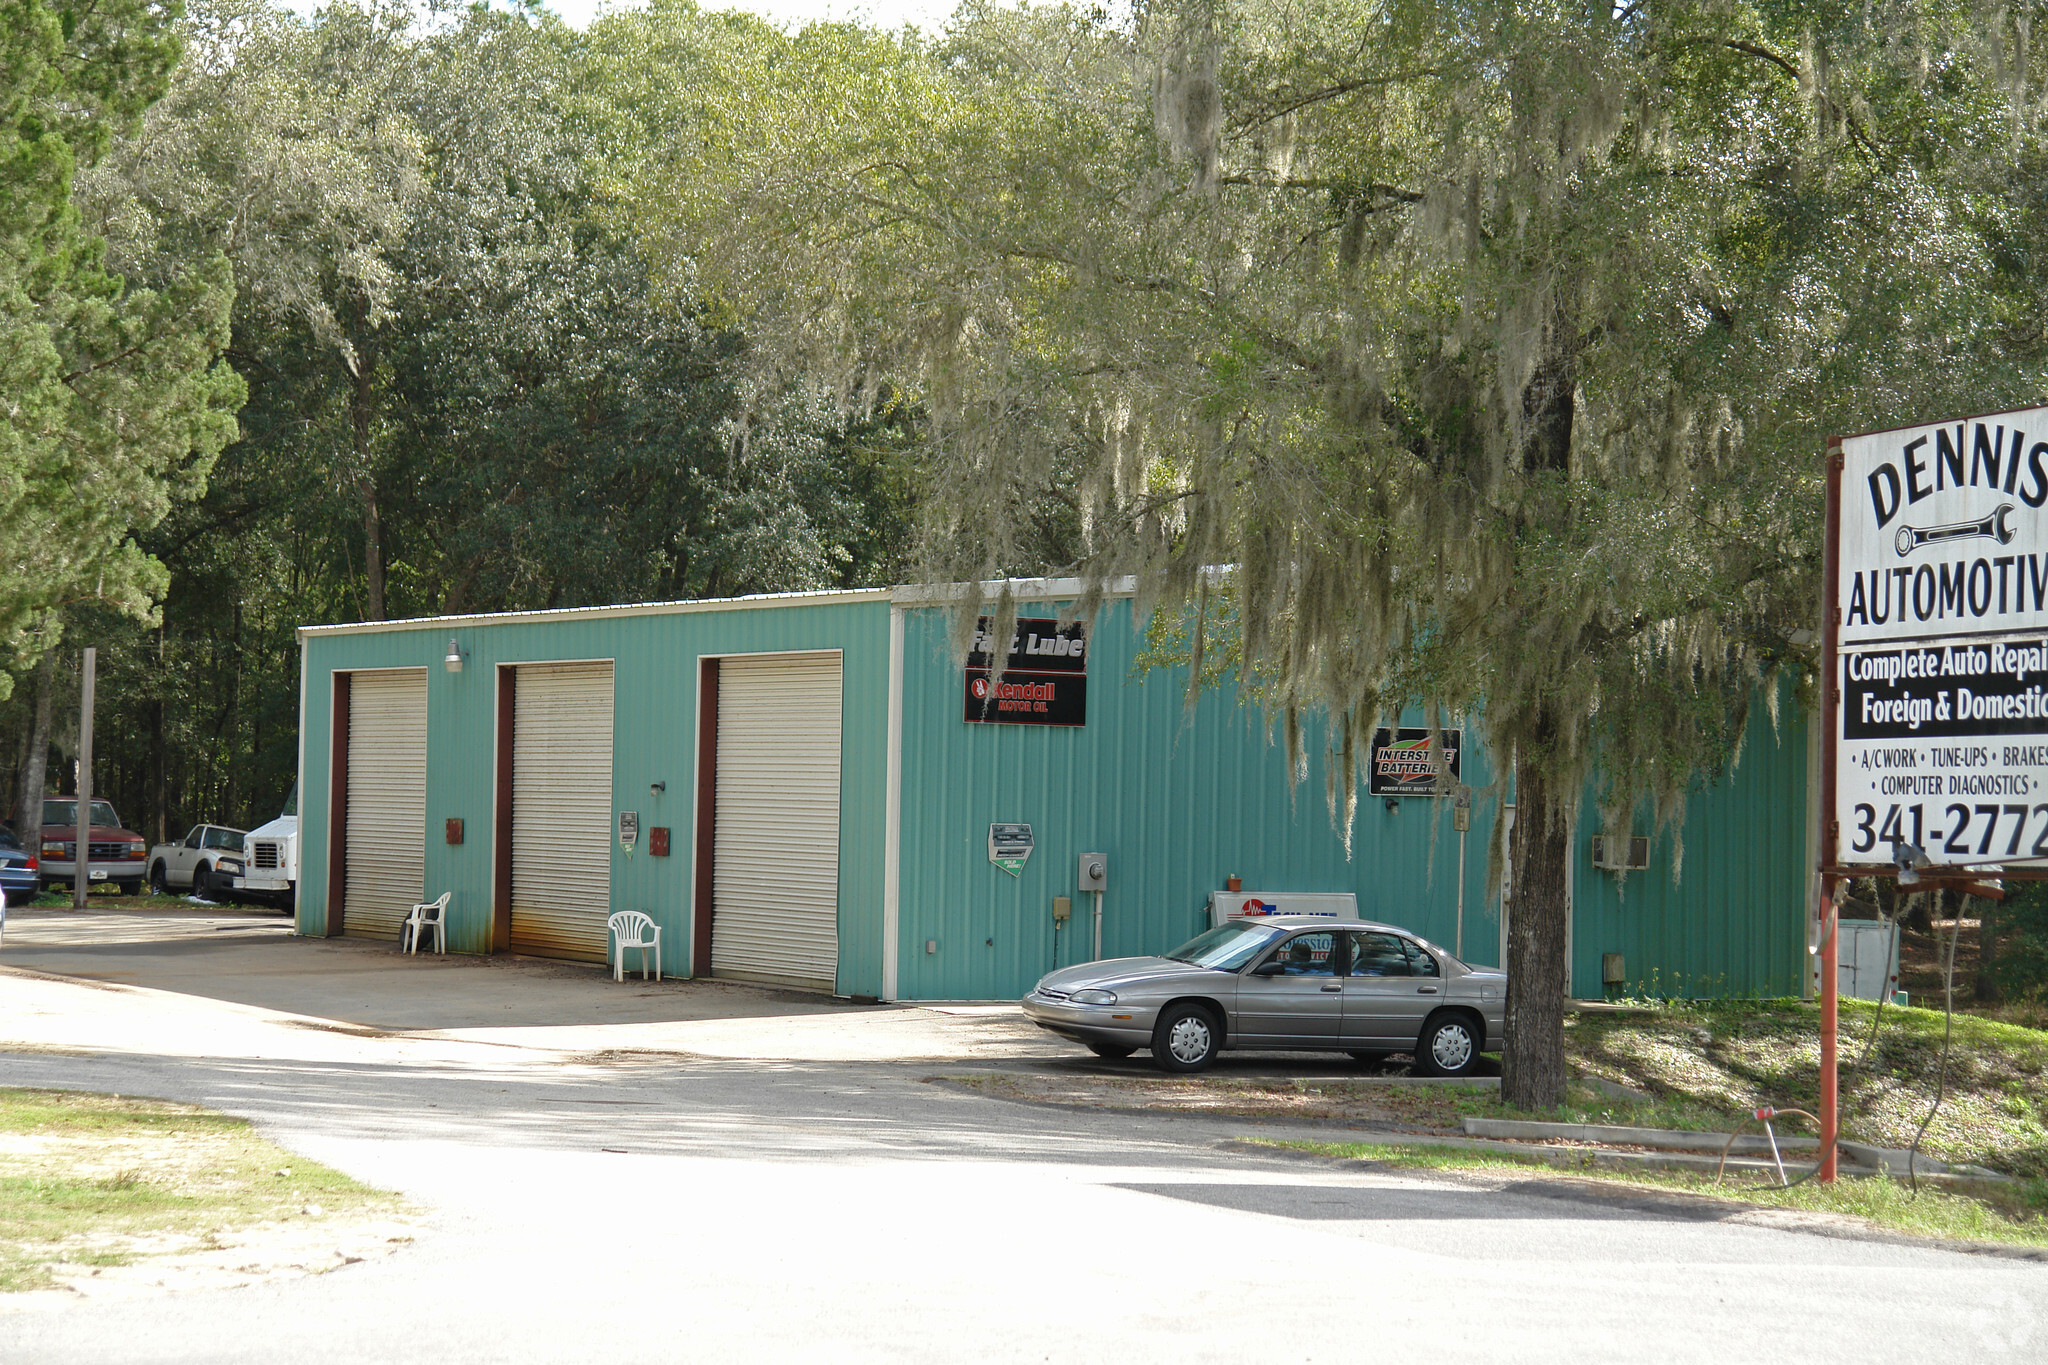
left=1320, top=984, right=1342, bottom=993
left=1417, top=986, right=1439, bottom=994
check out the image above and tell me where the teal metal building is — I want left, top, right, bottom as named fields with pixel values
left=293, top=581, right=1814, bottom=1001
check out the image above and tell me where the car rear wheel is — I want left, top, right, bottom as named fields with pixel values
left=149, top=861, right=168, bottom=894
left=1416, top=1013, right=1481, bottom=1078
left=1151, top=1003, right=1221, bottom=1073
left=1085, top=1042, right=1135, bottom=1059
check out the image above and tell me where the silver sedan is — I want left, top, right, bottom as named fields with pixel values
left=1021, top=915, right=1505, bottom=1075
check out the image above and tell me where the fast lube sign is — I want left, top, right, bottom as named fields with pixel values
left=1831, top=405, right=2048, bottom=866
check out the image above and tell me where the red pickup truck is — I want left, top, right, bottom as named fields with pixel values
left=39, top=798, right=148, bottom=896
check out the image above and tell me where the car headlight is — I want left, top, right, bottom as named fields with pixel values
left=219, top=859, right=244, bottom=873
left=1070, top=988, right=1118, bottom=1005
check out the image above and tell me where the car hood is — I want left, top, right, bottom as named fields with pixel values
left=1034, top=956, right=1220, bottom=994
left=40, top=824, right=140, bottom=842
left=245, top=816, right=298, bottom=841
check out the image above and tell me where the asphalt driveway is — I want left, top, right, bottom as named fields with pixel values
left=0, top=905, right=2037, bottom=1363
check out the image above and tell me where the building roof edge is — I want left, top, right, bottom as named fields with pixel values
left=296, top=576, right=1146, bottom=639
left=297, top=587, right=893, bottom=639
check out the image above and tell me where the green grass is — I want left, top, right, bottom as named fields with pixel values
left=24, top=887, right=212, bottom=909
left=1559, top=997, right=2048, bottom=1178
left=0, top=1088, right=401, bottom=1292
left=1258, top=1137, right=2048, bottom=1250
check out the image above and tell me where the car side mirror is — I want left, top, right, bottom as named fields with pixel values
left=1251, top=960, right=1286, bottom=977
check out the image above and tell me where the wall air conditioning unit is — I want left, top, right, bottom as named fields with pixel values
left=1591, top=835, right=1651, bottom=871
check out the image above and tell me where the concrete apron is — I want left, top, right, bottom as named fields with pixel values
left=0, top=904, right=1056, bottom=1066
left=0, top=904, right=1480, bottom=1075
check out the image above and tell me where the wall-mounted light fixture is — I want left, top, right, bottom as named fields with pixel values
left=650, top=780, right=667, bottom=795
left=1383, top=797, right=1400, bottom=813
left=444, top=639, right=467, bottom=674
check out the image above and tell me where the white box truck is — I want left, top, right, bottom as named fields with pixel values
left=1209, top=890, right=1360, bottom=929
left=234, top=782, right=298, bottom=912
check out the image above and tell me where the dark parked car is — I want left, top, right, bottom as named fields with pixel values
left=0, top=827, right=37, bottom=904
left=37, top=798, right=148, bottom=896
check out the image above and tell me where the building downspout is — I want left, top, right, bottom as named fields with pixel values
left=882, top=604, right=905, bottom=1001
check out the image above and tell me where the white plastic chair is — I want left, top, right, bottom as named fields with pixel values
left=401, top=891, right=452, bottom=955
left=608, top=911, right=660, bottom=981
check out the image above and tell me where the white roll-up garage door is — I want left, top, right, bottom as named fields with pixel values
left=712, top=653, right=842, bottom=990
left=344, top=670, right=427, bottom=940
left=510, top=661, right=615, bottom=962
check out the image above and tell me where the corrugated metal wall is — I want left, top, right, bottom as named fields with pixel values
left=893, top=604, right=1505, bottom=1001
left=297, top=596, right=893, bottom=994
left=295, top=589, right=1809, bottom=1003
left=1568, top=696, right=1811, bottom=999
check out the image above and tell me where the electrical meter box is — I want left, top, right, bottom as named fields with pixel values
left=1817, top=919, right=1900, bottom=1002
left=1077, top=853, right=1107, bottom=892
left=1209, top=891, right=1360, bottom=929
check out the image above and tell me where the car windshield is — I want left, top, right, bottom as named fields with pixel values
left=0, top=828, right=20, bottom=850
left=204, top=828, right=246, bottom=850
left=42, top=800, right=120, bottom=828
left=1164, top=921, right=1281, bottom=971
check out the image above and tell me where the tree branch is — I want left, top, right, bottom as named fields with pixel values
left=1217, top=172, right=1422, bottom=202
left=1722, top=39, right=1799, bottom=82
left=1714, top=39, right=1881, bottom=159
left=1230, top=70, right=1446, bottom=131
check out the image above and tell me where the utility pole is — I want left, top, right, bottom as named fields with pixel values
left=73, top=647, right=95, bottom=912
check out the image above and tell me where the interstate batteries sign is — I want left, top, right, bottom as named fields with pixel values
left=1834, top=405, right=2048, bottom=865
left=964, top=617, right=1087, bottom=726
left=1369, top=728, right=1462, bottom=796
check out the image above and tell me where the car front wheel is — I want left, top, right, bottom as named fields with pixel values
left=1416, top=1014, right=1481, bottom=1078
left=193, top=863, right=213, bottom=900
left=1151, top=1003, right=1221, bottom=1073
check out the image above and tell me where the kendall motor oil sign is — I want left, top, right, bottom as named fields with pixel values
left=1833, top=404, right=2048, bottom=866
left=964, top=618, right=1088, bottom=726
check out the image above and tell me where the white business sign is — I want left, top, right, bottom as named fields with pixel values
left=1835, top=404, right=2048, bottom=865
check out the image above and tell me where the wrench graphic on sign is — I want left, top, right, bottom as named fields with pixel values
left=1894, top=503, right=2015, bottom=557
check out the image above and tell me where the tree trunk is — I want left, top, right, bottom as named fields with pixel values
left=1497, top=286, right=1580, bottom=1112
left=13, top=650, right=58, bottom=837
left=223, top=598, right=242, bottom=823
left=3, top=712, right=23, bottom=833
left=351, top=344, right=386, bottom=621
left=1904, top=888, right=1935, bottom=935
left=1975, top=898, right=2001, bottom=1004
left=1503, top=730, right=1573, bottom=1110
left=150, top=694, right=166, bottom=846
